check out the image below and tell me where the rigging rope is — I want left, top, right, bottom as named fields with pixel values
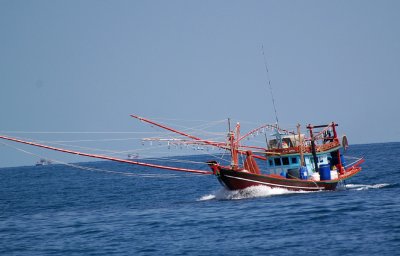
left=15, top=139, right=209, bottom=165
left=262, top=44, right=279, bottom=126
left=0, top=141, right=200, bottom=178
left=1, top=117, right=267, bottom=169
left=0, top=131, right=167, bottom=134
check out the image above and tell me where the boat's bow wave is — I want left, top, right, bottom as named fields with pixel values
left=345, top=183, right=391, bottom=190
left=198, top=185, right=314, bottom=201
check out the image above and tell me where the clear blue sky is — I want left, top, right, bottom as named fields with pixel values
left=1, top=0, right=399, bottom=167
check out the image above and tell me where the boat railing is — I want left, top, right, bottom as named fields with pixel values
left=316, top=140, right=340, bottom=152
left=266, top=140, right=341, bottom=155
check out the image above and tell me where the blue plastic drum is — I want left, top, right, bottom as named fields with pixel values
left=299, top=166, right=308, bottom=180
left=319, top=164, right=331, bottom=180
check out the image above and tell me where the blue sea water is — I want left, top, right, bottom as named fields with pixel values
left=0, top=143, right=399, bottom=255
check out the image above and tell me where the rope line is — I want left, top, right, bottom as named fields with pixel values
left=262, top=44, right=279, bottom=126
left=0, top=141, right=193, bottom=178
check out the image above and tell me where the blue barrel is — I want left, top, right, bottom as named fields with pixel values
left=319, top=164, right=331, bottom=180
left=299, top=166, right=308, bottom=180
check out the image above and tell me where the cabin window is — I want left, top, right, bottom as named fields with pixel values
left=282, top=157, right=289, bottom=165
left=291, top=157, right=298, bottom=164
left=274, top=158, right=281, bottom=166
left=283, top=138, right=292, bottom=148
left=269, top=159, right=273, bottom=166
left=268, top=139, right=278, bottom=149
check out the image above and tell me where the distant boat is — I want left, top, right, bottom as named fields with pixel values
left=35, top=158, right=52, bottom=166
left=127, top=153, right=139, bottom=160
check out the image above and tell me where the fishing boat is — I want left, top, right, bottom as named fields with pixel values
left=130, top=115, right=364, bottom=191
left=206, top=122, right=363, bottom=191
left=35, top=158, right=52, bottom=166
left=0, top=115, right=363, bottom=192
left=127, top=153, right=139, bottom=160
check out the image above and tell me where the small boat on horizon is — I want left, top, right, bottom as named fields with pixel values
left=127, top=153, right=139, bottom=160
left=35, top=158, right=52, bottom=166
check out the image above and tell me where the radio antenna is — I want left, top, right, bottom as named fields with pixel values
left=262, top=44, right=279, bottom=127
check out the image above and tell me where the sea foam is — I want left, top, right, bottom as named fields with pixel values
left=198, top=185, right=311, bottom=201
left=345, top=183, right=390, bottom=190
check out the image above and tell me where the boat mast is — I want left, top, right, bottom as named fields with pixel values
left=234, top=122, right=240, bottom=167
left=331, top=122, right=344, bottom=175
left=297, top=124, right=305, bottom=166
left=227, top=118, right=240, bottom=168
left=307, top=124, right=319, bottom=173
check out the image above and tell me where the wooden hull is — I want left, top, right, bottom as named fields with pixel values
left=215, top=164, right=363, bottom=192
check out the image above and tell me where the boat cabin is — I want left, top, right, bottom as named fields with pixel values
left=259, top=123, right=344, bottom=180
left=267, top=134, right=304, bottom=149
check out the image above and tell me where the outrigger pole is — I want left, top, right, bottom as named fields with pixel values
left=130, top=115, right=225, bottom=148
left=0, top=135, right=212, bottom=175
left=130, top=115, right=267, bottom=161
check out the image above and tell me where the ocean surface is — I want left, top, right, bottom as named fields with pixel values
left=1, top=143, right=399, bottom=255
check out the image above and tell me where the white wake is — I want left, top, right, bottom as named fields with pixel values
left=199, top=183, right=392, bottom=201
left=345, top=183, right=390, bottom=191
left=198, top=185, right=312, bottom=201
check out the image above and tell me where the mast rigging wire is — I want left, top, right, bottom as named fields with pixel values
left=262, top=45, right=279, bottom=127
